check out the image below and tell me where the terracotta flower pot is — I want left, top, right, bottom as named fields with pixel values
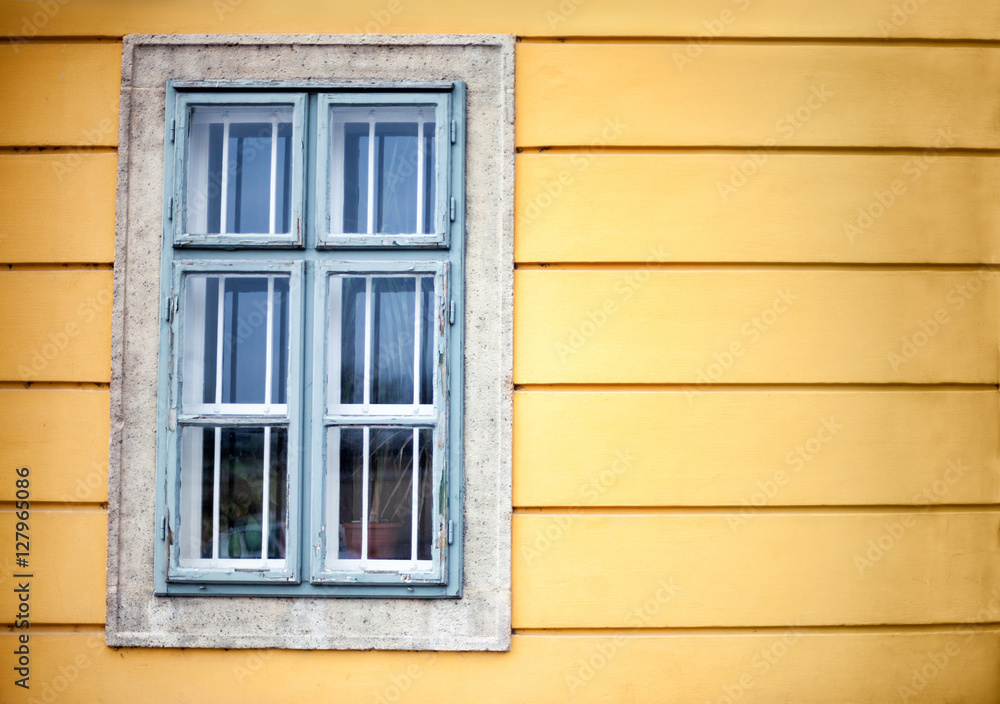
left=343, top=521, right=402, bottom=559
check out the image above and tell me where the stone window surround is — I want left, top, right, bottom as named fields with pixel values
left=107, top=34, right=513, bottom=651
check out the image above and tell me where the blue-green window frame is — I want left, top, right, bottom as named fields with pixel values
left=315, top=93, right=452, bottom=248
left=169, top=92, right=308, bottom=248
left=155, top=80, right=466, bottom=598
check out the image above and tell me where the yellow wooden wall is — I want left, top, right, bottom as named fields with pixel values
left=2, top=1, right=1000, bottom=702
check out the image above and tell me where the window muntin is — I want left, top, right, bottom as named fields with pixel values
left=159, top=86, right=460, bottom=595
left=317, top=94, right=451, bottom=247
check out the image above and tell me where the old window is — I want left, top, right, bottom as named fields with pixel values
left=160, top=85, right=463, bottom=595
left=109, top=36, right=512, bottom=650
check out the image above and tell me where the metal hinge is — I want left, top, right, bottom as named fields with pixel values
left=167, top=196, right=173, bottom=222
left=165, top=295, right=175, bottom=323
left=449, top=299, right=456, bottom=325
left=160, top=516, right=167, bottom=540
left=449, top=197, right=456, bottom=222
left=169, top=119, right=176, bottom=143
left=450, top=119, right=457, bottom=144
left=447, top=520, right=454, bottom=545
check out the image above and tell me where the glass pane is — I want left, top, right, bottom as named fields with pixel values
left=335, top=427, right=364, bottom=559
left=225, top=122, right=272, bottom=234
left=276, top=122, right=293, bottom=234
left=178, top=426, right=288, bottom=561
left=182, top=274, right=290, bottom=409
left=342, top=123, right=369, bottom=234
left=186, top=105, right=293, bottom=236
left=217, top=427, right=264, bottom=559
left=222, top=278, right=269, bottom=405
left=336, top=277, right=366, bottom=406
left=267, top=427, right=288, bottom=560
left=371, top=277, right=415, bottom=405
left=419, top=277, right=434, bottom=405
left=375, top=122, right=419, bottom=235
left=329, top=106, right=436, bottom=236
left=367, top=427, right=414, bottom=560
left=271, top=278, right=290, bottom=405
left=333, top=427, right=426, bottom=561
left=417, top=428, right=433, bottom=560
left=422, top=122, right=435, bottom=235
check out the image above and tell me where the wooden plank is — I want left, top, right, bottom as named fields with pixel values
left=3, top=630, right=999, bottom=702
left=0, top=271, right=113, bottom=383
left=0, top=153, right=117, bottom=263
left=2, top=0, right=1000, bottom=38
left=515, top=44, right=1000, bottom=148
left=512, top=512, right=1000, bottom=628
left=0, top=510, right=106, bottom=625
left=0, top=389, right=108, bottom=503
left=513, top=269, right=999, bottom=384
left=0, top=42, right=120, bottom=147
left=515, top=153, right=1000, bottom=264
left=514, top=390, right=1000, bottom=507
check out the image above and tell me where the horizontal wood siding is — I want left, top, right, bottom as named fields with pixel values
left=0, top=42, right=120, bottom=147
left=515, top=153, right=1000, bottom=264
left=514, top=390, right=1000, bottom=507
left=0, top=153, right=117, bottom=263
left=0, top=510, right=106, bottom=624
left=2, top=630, right=1000, bottom=703
left=515, top=44, right=1000, bottom=148
left=2, top=0, right=1000, bottom=38
left=512, top=512, right=1000, bottom=628
left=514, top=269, right=999, bottom=384
left=0, top=389, right=109, bottom=502
left=0, top=271, right=113, bottom=383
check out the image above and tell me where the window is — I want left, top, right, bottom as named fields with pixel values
left=158, top=84, right=464, bottom=596
left=108, top=35, right=511, bottom=650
